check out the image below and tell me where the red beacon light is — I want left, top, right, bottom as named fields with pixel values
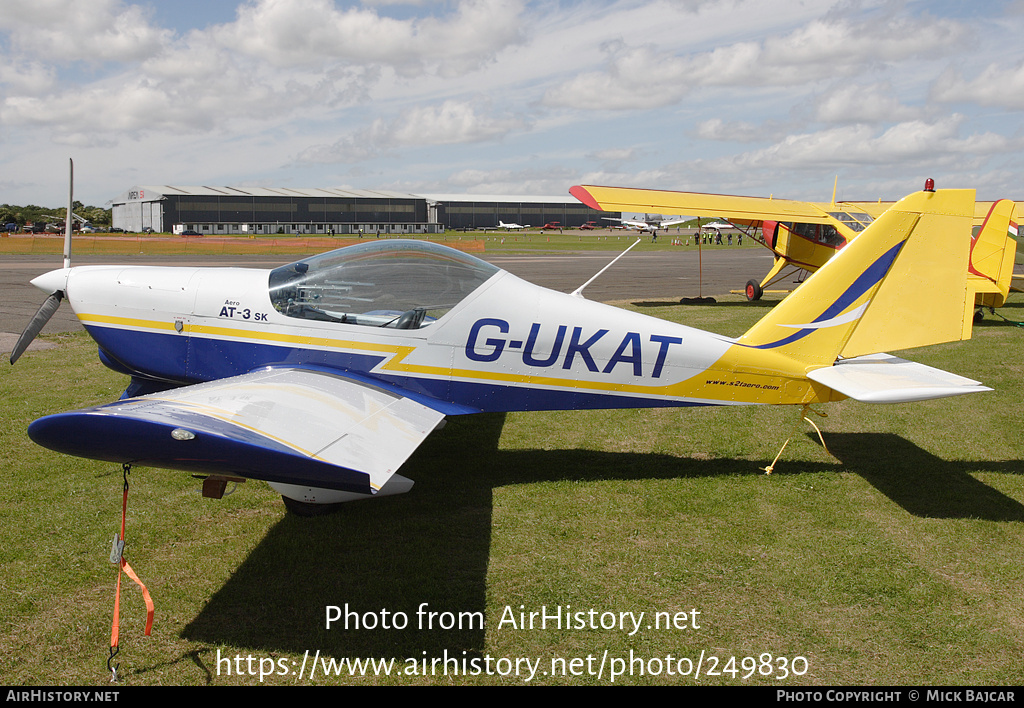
left=924, top=178, right=935, bottom=192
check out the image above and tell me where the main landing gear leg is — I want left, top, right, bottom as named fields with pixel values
left=761, top=404, right=834, bottom=475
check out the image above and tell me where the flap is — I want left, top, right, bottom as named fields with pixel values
left=807, top=353, right=991, bottom=403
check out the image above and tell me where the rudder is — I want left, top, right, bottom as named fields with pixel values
left=968, top=199, right=1017, bottom=309
left=736, top=189, right=976, bottom=366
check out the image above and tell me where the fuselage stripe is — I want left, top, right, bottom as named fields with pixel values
left=750, top=240, right=905, bottom=350
left=78, top=314, right=752, bottom=403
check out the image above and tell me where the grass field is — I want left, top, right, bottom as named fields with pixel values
left=0, top=229, right=757, bottom=257
left=2, top=293, right=1024, bottom=685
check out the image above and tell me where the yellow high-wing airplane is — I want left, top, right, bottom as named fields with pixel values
left=570, top=182, right=1019, bottom=318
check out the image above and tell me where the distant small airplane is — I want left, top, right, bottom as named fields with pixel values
left=14, top=186, right=996, bottom=518
left=604, top=214, right=686, bottom=235
left=701, top=222, right=733, bottom=232
left=498, top=221, right=529, bottom=230
left=578, top=221, right=598, bottom=230
left=539, top=221, right=562, bottom=230
left=572, top=183, right=1018, bottom=316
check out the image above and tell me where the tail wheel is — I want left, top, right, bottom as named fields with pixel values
left=745, top=279, right=763, bottom=301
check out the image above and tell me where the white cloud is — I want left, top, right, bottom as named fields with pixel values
left=695, top=118, right=791, bottom=143
left=0, top=1, right=1020, bottom=207
left=813, top=83, right=921, bottom=124
left=0, top=60, right=56, bottom=97
left=0, top=60, right=287, bottom=142
left=213, top=0, right=526, bottom=76
left=443, top=166, right=578, bottom=195
left=295, top=100, right=529, bottom=163
left=931, top=61, right=1024, bottom=110
left=587, top=147, right=642, bottom=163
left=0, top=0, right=530, bottom=147
left=544, top=12, right=966, bottom=110
left=542, top=43, right=690, bottom=110
left=0, top=0, right=171, bottom=63
left=727, top=116, right=1012, bottom=171
left=392, top=101, right=526, bottom=145
left=758, top=13, right=963, bottom=72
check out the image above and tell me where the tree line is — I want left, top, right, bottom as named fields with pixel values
left=0, top=201, right=112, bottom=227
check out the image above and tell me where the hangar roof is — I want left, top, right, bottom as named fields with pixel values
left=113, top=186, right=422, bottom=203
left=417, top=194, right=577, bottom=204
left=112, top=187, right=577, bottom=205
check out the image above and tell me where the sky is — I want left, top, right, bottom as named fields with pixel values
left=1, top=0, right=1023, bottom=209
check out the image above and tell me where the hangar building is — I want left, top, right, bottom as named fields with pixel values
left=110, top=186, right=616, bottom=235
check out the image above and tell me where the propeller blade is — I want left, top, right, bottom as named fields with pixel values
left=10, top=291, right=63, bottom=364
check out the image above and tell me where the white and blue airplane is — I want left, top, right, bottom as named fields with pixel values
left=11, top=186, right=1000, bottom=515
left=603, top=214, right=687, bottom=235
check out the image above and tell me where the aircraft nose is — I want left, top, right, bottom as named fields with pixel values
left=30, top=268, right=71, bottom=295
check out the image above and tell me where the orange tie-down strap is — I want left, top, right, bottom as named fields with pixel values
left=110, top=464, right=155, bottom=658
left=111, top=558, right=154, bottom=647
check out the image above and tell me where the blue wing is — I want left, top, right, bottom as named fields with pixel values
left=29, top=367, right=448, bottom=495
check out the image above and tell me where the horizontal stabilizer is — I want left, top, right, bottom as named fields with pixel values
left=29, top=368, right=446, bottom=493
left=807, top=354, right=991, bottom=403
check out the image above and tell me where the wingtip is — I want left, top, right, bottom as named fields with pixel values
left=569, top=185, right=601, bottom=211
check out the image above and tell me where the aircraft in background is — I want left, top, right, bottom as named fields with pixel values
left=701, top=221, right=734, bottom=233
left=539, top=221, right=562, bottom=230
left=13, top=187, right=994, bottom=516
left=498, top=220, right=529, bottom=230
left=571, top=183, right=1019, bottom=317
left=604, top=214, right=687, bottom=235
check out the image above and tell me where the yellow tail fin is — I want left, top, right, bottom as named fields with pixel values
left=736, top=189, right=976, bottom=366
left=968, top=199, right=1017, bottom=308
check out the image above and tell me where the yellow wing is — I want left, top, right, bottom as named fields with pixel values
left=570, top=185, right=836, bottom=224
left=572, top=184, right=1018, bottom=310
left=569, top=184, right=877, bottom=288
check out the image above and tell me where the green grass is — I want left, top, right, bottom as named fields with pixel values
left=0, top=229, right=757, bottom=256
left=472, top=229, right=758, bottom=254
left=2, top=296, right=1024, bottom=685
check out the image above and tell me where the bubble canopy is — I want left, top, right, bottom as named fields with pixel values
left=268, top=240, right=500, bottom=329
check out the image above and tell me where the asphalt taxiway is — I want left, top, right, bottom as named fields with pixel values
left=1, top=247, right=797, bottom=352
